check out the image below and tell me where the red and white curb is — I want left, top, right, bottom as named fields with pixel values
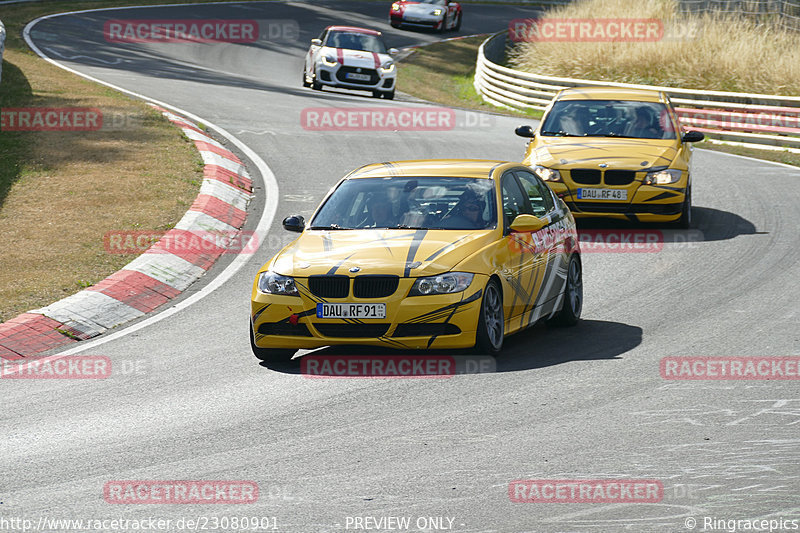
left=0, top=105, right=252, bottom=360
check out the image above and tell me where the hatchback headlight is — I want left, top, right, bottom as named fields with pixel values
left=321, top=54, right=338, bottom=67
left=532, top=165, right=562, bottom=183
left=432, top=8, right=443, bottom=15
left=391, top=2, right=401, bottom=11
left=258, top=271, right=299, bottom=296
left=644, top=168, right=682, bottom=185
left=409, top=273, right=474, bottom=296
left=380, top=60, right=395, bottom=73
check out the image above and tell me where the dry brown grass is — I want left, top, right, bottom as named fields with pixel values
left=0, top=47, right=202, bottom=322
left=509, top=0, right=800, bottom=95
left=397, top=36, right=543, bottom=119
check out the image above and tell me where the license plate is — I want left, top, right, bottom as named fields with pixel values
left=346, top=72, right=371, bottom=81
left=577, top=188, right=627, bottom=201
left=316, top=303, right=386, bottom=319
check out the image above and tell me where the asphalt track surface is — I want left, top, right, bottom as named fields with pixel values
left=4, top=2, right=800, bottom=532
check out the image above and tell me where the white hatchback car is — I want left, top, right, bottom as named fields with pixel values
left=303, top=26, right=398, bottom=100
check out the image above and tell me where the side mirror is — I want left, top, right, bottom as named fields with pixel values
left=311, top=38, right=322, bottom=46
left=388, top=47, right=399, bottom=56
left=282, top=215, right=305, bottom=233
left=515, top=125, right=535, bottom=138
left=682, top=130, right=704, bottom=143
left=509, top=214, right=547, bottom=233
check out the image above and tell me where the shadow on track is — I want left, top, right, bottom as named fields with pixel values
left=576, top=206, right=759, bottom=242
left=257, top=319, right=641, bottom=375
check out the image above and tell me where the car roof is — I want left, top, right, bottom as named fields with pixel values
left=556, top=86, right=666, bottom=103
left=326, top=26, right=381, bottom=36
left=346, top=159, right=516, bottom=179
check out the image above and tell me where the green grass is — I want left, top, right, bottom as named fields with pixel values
left=695, top=142, right=800, bottom=167
left=397, top=36, right=543, bottom=120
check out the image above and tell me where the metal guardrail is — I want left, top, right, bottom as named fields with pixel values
left=0, top=20, right=6, bottom=85
left=474, top=31, right=800, bottom=150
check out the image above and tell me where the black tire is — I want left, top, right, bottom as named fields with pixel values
left=250, top=324, right=296, bottom=364
left=302, top=70, right=311, bottom=88
left=547, top=254, right=582, bottom=327
left=475, top=279, right=504, bottom=355
left=383, top=90, right=395, bottom=100
left=371, top=90, right=383, bottom=98
left=311, top=71, right=322, bottom=91
left=674, top=185, right=692, bottom=229
left=438, top=16, right=447, bottom=34
left=454, top=12, right=462, bottom=31
left=390, top=22, right=401, bottom=29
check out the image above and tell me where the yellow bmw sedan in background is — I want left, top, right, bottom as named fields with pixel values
left=515, top=86, right=705, bottom=228
left=250, top=160, right=582, bottom=363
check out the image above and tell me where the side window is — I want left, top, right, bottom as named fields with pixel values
left=501, top=173, right=531, bottom=229
left=319, top=29, right=328, bottom=44
left=515, top=171, right=554, bottom=217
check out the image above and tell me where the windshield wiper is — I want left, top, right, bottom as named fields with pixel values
left=541, top=130, right=584, bottom=137
left=392, top=224, right=428, bottom=230
left=596, top=133, right=635, bottom=138
left=309, top=224, right=348, bottom=230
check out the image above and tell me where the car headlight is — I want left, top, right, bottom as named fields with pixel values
left=321, top=54, right=338, bottom=67
left=432, top=8, right=443, bottom=15
left=644, top=168, right=682, bottom=185
left=391, top=2, right=401, bottom=11
left=532, top=165, right=562, bottom=183
left=409, top=272, right=474, bottom=296
left=380, top=60, right=395, bottom=72
left=258, top=271, right=300, bottom=296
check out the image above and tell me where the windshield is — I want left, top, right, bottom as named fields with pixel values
left=325, top=31, right=387, bottom=54
left=310, top=177, right=497, bottom=230
left=540, top=99, right=677, bottom=139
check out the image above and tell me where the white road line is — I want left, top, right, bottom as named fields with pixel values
left=23, top=8, right=280, bottom=356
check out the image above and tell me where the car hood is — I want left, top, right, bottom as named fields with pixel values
left=321, top=46, right=387, bottom=68
left=403, top=3, right=444, bottom=16
left=526, top=136, right=680, bottom=170
left=269, top=229, right=496, bottom=278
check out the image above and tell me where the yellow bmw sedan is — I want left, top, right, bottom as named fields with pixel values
left=250, top=160, right=583, bottom=363
left=515, top=86, right=704, bottom=227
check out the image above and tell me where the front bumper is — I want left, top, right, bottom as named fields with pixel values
left=316, top=63, right=396, bottom=92
left=251, top=275, right=486, bottom=351
left=549, top=180, right=687, bottom=222
left=392, top=14, right=443, bottom=29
